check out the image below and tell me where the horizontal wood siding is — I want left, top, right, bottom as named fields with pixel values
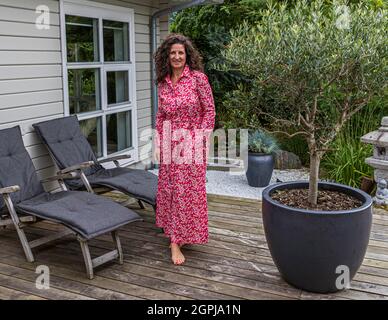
left=159, top=0, right=169, bottom=41
left=0, top=0, right=63, bottom=186
left=0, top=0, right=164, bottom=179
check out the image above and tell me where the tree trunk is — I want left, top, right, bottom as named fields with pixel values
left=308, top=152, right=321, bottom=205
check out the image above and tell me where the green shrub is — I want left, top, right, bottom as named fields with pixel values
left=322, top=98, right=387, bottom=187
left=322, top=140, right=373, bottom=187
left=248, top=130, right=279, bottom=154
left=218, top=0, right=387, bottom=204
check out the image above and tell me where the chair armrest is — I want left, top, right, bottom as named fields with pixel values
left=59, top=161, right=95, bottom=174
left=97, top=154, right=131, bottom=168
left=97, top=154, right=131, bottom=165
left=40, top=172, right=80, bottom=184
left=0, top=185, right=20, bottom=194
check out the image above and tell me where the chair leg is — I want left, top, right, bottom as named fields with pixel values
left=78, top=232, right=125, bottom=279
left=3, top=194, right=34, bottom=262
left=138, top=200, right=145, bottom=209
left=14, top=223, right=35, bottom=262
left=79, top=171, right=94, bottom=194
left=78, top=237, right=94, bottom=280
left=111, top=231, right=123, bottom=265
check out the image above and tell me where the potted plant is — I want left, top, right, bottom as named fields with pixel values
left=246, top=130, right=278, bottom=187
left=221, top=1, right=386, bottom=292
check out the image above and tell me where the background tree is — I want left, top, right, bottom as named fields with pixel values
left=170, top=0, right=383, bottom=127
left=170, top=0, right=272, bottom=126
left=218, top=0, right=387, bottom=205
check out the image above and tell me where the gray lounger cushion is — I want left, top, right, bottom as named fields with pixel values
left=33, top=116, right=102, bottom=176
left=0, top=126, right=141, bottom=239
left=33, top=116, right=157, bottom=205
left=67, top=167, right=157, bottom=205
left=17, top=191, right=141, bottom=239
left=0, top=127, right=45, bottom=209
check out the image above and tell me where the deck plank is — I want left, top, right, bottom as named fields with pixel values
left=0, top=193, right=388, bottom=299
left=0, top=253, right=142, bottom=300
left=21, top=228, right=285, bottom=299
left=0, top=270, right=94, bottom=300
left=0, top=284, right=46, bottom=300
left=0, top=235, right=194, bottom=300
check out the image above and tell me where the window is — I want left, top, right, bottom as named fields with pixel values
left=61, top=0, right=137, bottom=165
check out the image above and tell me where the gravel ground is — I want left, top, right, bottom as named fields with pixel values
left=148, top=168, right=310, bottom=200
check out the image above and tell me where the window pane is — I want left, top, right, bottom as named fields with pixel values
left=107, top=71, right=129, bottom=105
left=103, top=20, right=129, bottom=62
left=68, top=69, right=101, bottom=114
left=107, top=111, right=132, bottom=154
left=79, top=117, right=103, bottom=158
left=66, top=15, right=99, bottom=62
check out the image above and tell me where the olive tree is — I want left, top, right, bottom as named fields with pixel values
left=219, top=0, right=387, bottom=205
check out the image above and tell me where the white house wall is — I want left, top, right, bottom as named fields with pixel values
left=159, top=0, right=169, bottom=41
left=0, top=0, right=63, bottom=190
left=0, top=0, right=165, bottom=188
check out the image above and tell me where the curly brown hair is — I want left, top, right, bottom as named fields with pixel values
left=154, top=33, right=204, bottom=84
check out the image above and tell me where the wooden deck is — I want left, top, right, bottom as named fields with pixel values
left=1, top=192, right=388, bottom=300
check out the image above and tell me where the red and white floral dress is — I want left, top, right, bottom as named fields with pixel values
left=155, top=64, right=216, bottom=245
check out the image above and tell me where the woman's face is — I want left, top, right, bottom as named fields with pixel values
left=169, top=43, right=186, bottom=71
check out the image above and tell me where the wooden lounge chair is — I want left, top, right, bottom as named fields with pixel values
left=0, top=126, right=142, bottom=279
left=33, top=116, right=157, bottom=211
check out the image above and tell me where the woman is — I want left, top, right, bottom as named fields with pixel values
left=153, top=34, right=216, bottom=265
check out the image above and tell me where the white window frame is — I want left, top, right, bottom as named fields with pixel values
left=60, top=0, right=138, bottom=168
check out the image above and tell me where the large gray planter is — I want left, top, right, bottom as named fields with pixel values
left=262, top=181, right=372, bottom=293
left=246, top=152, right=274, bottom=187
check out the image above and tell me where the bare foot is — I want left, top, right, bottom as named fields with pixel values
left=170, top=243, right=185, bottom=265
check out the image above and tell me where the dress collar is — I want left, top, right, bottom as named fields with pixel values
left=165, top=64, right=191, bottom=86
